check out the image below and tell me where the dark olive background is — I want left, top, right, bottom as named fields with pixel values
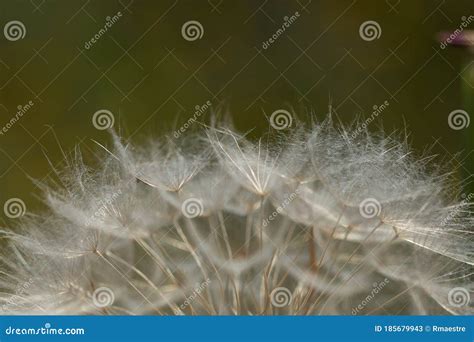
left=0, top=0, right=473, bottom=222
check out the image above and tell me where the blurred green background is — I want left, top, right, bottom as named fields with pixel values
left=0, top=0, right=473, bottom=222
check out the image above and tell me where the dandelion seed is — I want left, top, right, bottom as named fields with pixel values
left=0, top=116, right=472, bottom=315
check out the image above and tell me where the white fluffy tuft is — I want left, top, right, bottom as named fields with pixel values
left=0, top=116, right=472, bottom=315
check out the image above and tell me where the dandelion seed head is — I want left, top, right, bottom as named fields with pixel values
left=1, top=116, right=472, bottom=315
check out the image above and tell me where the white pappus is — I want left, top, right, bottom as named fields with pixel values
left=0, top=115, right=472, bottom=315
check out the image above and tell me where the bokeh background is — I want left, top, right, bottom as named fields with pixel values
left=0, top=0, right=473, bottom=222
